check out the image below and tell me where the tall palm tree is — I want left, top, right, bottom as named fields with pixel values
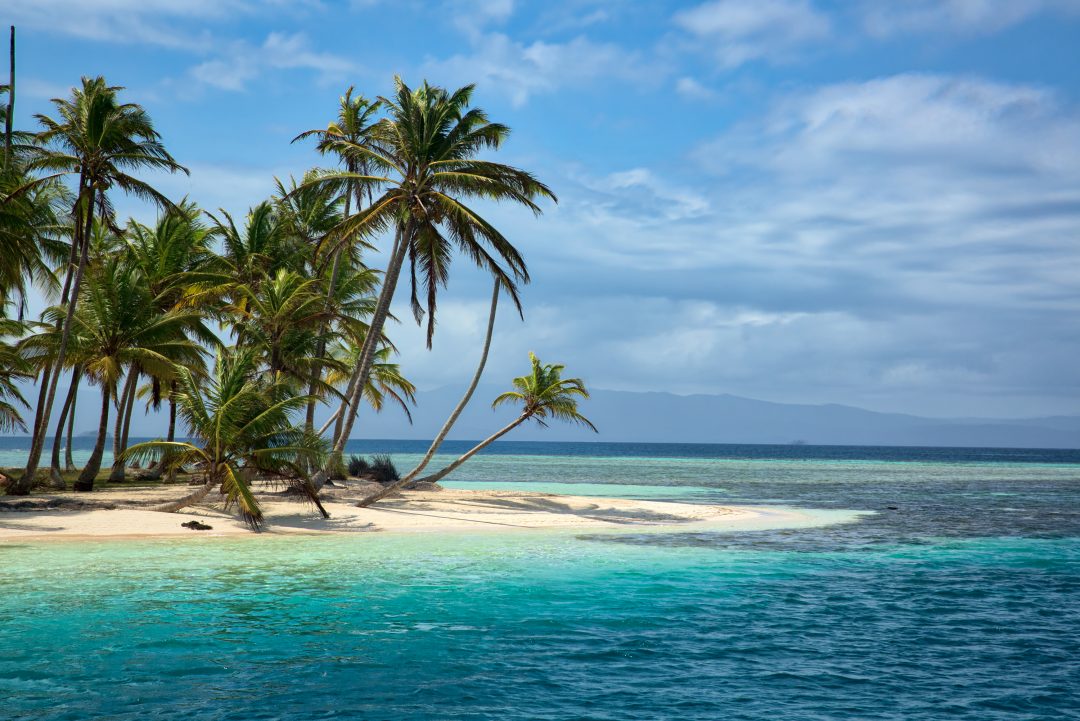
left=357, top=352, right=595, bottom=507
left=292, top=86, right=381, bottom=216
left=10, top=77, right=187, bottom=494
left=125, top=348, right=329, bottom=529
left=298, top=78, right=556, bottom=478
left=39, top=220, right=120, bottom=485
left=107, top=203, right=217, bottom=481
left=289, top=91, right=382, bottom=427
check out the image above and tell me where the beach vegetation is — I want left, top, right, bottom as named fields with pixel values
left=0, top=68, right=594, bottom=529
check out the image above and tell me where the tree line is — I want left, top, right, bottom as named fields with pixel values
left=0, top=71, right=595, bottom=528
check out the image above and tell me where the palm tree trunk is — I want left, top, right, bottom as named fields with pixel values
left=167, top=392, right=176, bottom=443
left=396, top=278, right=500, bottom=487
left=49, top=367, right=81, bottom=485
left=165, top=392, right=177, bottom=481
left=108, top=370, right=138, bottom=482
left=141, top=390, right=176, bottom=483
left=73, top=383, right=110, bottom=491
left=151, top=475, right=215, bottom=513
left=13, top=183, right=85, bottom=490
left=356, top=413, right=527, bottom=507
left=64, top=380, right=78, bottom=472
left=331, top=369, right=359, bottom=440
left=324, top=223, right=410, bottom=477
left=15, top=185, right=96, bottom=494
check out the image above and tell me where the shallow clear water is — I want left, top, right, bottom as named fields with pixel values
left=2, top=441, right=1079, bottom=720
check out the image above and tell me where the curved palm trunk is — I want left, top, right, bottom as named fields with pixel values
left=151, top=476, right=215, bottom=513
left=394, top=278, right=499, bottom=487
left=49, top=367, right=82, bottom=485
left=357, top=413, right=528, bottom=508
left=331, top=368, right=360, bottom=440
left=323, top=225, right=410, bottom=479
left=15, top=185, right=96, bottom=494
left=74, top=384, right=110, bottom=491
left=64, top=380, right=78, bottom=472
left=108, top=370, right=138, bottom=482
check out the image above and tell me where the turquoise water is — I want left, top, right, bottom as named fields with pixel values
left=2, top=441, right=1080, bottom=719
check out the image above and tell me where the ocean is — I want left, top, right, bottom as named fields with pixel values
left=2, top=439, right=1079, bottom=720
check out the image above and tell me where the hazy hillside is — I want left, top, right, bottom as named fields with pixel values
left=349, top=385, right=1080, bottom=449
left=9, top=383, right=1078, bottom=448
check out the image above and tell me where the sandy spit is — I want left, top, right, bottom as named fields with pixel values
left=0, top=485, right=827, bottom=541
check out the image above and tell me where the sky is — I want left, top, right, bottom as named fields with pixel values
left=5, top=0, right=1080, bottom=420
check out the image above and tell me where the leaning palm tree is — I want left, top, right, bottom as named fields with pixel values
left=391, top=276, right=503, bottom=490
left=11, top=76, right=187, bottom=494
left=356, top=352, right=595, bottom=507
left=124, top=348, right=329, bottom=529
left=298, top=78, right=556, bottom=478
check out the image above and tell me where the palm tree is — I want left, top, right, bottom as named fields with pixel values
left=356, top=352, right=595, bottom=507
left=289, top=98, right=382, bottom=431
left=195, top=201, right=308, bottom=315
left=25, top=256, right=204, bottom=490
left=298, top=78, right=556, bottom=478
left=106, top=204, right=217, bottom=482
left=11, top=76, right=187, bottom=494
left=124, top=348, right=329, bottom=529
left=228, top=268, right=338, bottom=389
left=292, top=86, right=381, bottom=216
left=39, top=220, right=120, bottom=485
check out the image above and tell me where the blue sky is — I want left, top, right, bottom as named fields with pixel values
left=6, top=0, right=1080, bottom=419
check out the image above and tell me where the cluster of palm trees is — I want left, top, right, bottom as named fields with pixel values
left=0, top=73, right=595, bottom=526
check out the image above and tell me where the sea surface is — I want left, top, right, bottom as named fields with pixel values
left=2, top=439, right=1079, bottom=720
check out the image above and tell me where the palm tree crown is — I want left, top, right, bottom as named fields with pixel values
left=494, top=352, right=597, bottom=431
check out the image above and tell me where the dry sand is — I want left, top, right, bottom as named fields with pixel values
left=0, top=484, right=831, bottom=541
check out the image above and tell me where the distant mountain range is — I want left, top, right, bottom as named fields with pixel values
left=349, top=385, right=1080, bottom=449
left=8, top=384, right=1078, bottom=448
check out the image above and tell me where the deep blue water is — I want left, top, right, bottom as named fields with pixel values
left=2, top=441, right=1079, bottom=720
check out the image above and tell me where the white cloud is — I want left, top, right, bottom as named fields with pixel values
left=4, top=0, right=248, bottom=48
left=458, top=71, right=1080, bottom=414
left=673, top=0, right=831, bottom=67
left=446, top=0, right=516, bottom=38
left=861, top=0, right=1080, bottom=37
left=189, top=32, right=357, bottom=92
left=424, top=33, right=657, bottom=107
left=675, top=76, right=717, bottom=101
left=717, top=74, right=1077, bottom=177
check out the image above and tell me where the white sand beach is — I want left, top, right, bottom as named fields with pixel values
left=0, top=486, right=838, bottom=541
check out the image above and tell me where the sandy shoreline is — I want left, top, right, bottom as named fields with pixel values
left=0, top=485, right=844, bottom=542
